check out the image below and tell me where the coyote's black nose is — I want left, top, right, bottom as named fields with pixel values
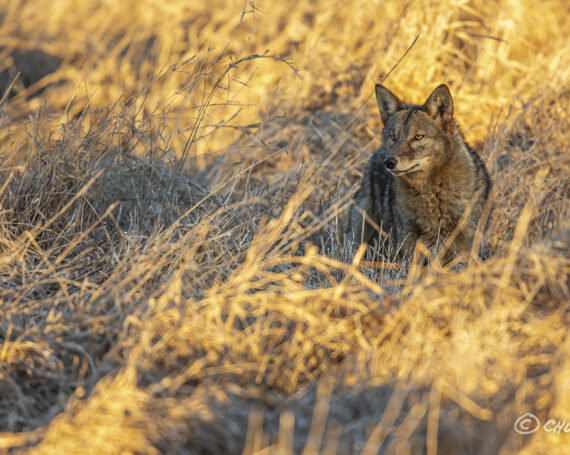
left=384, top=157, right=398, bottom=170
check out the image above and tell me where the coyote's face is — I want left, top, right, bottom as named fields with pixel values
left=375, top=84, right=455, bottom=176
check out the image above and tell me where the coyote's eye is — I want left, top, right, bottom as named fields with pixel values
left=414, top=134, right=424, bottom=141
left=389, top=132, right=396, bottom=141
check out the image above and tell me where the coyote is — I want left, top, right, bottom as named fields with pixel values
left=349, top=83, right=491, bottom=261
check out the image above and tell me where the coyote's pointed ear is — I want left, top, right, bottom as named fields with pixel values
left=423, top=84, right=454, bottom=130
left=375, top=84, right=404, bottom=125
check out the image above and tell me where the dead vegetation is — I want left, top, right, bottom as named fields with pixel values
left=0, top=0, right=569, bottom=453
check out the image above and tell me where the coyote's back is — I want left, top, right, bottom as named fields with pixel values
left=349, top=83, right=491, bottom=261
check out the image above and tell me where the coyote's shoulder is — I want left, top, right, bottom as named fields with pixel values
left=349, top=83, right=491, bottom=260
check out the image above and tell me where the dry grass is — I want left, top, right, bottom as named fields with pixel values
left=0, top=0, right=569, bottom=453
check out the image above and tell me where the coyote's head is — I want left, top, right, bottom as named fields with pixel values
left=375, top=84, right=456, bottom=176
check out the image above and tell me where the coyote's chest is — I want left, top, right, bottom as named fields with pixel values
left=396, top=179, right=466, bottom=246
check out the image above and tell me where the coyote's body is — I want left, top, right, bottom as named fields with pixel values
left=349, top=84, right=491, bottom=260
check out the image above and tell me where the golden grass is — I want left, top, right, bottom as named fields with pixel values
left=0, top=0, right=569, bottom=453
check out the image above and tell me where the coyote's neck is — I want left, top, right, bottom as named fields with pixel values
left=394, top=132, right=475, bottom=237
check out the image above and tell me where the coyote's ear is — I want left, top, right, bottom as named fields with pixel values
left=375, top=84, right=404, bottom=125
left=423, top=84, right=454, bottom=130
